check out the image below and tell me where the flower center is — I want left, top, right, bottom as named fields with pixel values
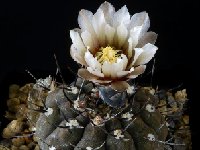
left=96, top=46, right=120, bottom=64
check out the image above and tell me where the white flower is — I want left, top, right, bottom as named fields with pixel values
left=70, top=2, right=158, bottom=91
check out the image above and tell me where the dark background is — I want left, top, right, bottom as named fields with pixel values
left=0, top=0, right=199, bottom=148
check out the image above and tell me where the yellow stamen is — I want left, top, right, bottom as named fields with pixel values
left=96, top=46, right=120, bottom=64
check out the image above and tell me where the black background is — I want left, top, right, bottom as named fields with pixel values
left=0, top=0, right=199, bottom=148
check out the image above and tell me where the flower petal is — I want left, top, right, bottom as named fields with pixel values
left=135, top=43, right=158, bottom=66
left=81, top=30, right=96, bottom=54
left=129, top=26, right=143, bottom=49
left=120, top=54, right=128, bottom=70
left=94, top=79, right=112, bottom=84
left=116, top=23, right=128, bottom=48
left=116, top=67, right=134, bottom=78
left=102, top=54, right=130, bottom=78
left=78, top=68, right=98, bottom=80
left=108, top=57, right=126, bottom=78
left=129, top=11, right=150, bottom=37
left=84, top=50, right=104, bottom=78
left=105, top=24, right=115, bottom=45
left=127, top=65, right=146, bottom=79
left=78, top=69, right=111, bottom=84
left=102, top=61, right=112, bottom=77
left=99, top=1, right=115, bottom=25
left=137, top=32, right=157, bottom=47
left=102, top=55, right=128, bottom=78
left=111, top=81, right=129, bottom=91
left=127, top=37, right=133, bottom=59
left=116, top=71, right=129, bottom=78
left=70, top=30, right=86, bottom=55
left=113, top=5, right=130, bottom=28
left=87, top=67, right=104, bottom=78
left=92, top=9, right=106, bottom=46
left=84, top=50, right=101, bottom=71
left=127, top=47, right=143, bottom=69
left=70, top=44, right=87, bottom=66
left=78, top=9, right=98, bottom=45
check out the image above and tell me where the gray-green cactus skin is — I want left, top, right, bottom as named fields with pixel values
left=34, top=79, right=168, bottom=150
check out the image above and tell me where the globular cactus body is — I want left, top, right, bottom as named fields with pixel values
left=33, top=78, right=168, bottom=150
left=0, top=77, right=191, bottom=150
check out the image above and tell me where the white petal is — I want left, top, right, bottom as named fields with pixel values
left=102, top=61, right=112, bottom=77
left=92, top=9, right=106, bottom=46
left=133, top=65, right=146, bottom=74
left=78, top=69, right=111, bottom=84
left=140, top=14, right=150, bottom=38
left=129, top=26, right=143, bottom=48
left=70, top=30, right=86, bottom=55
left=135, top=43, right=158, bottom=66
left=137, top=32, right=157, bottom=47
left=127, top=37, right=133, bottom=59
left=84, top=50, right=101, bottom=71
left=116, top=71, right=129, bottom=78
left=72, top=28, right=82, bottom=34
left=120, top=54, right=128, bottom=70
left=70, top=44, right=87, bottom=66
left=110, top=63, right=119, bottom=78
left=81, top=30, right=96, bottom=54
left=77, top=68, right=111, bottom=84
left=129, top=11, right=150, bottom=37
left=109, top=58, right=124, bottom=78
left=99, top=1, right=115, bottom=25
left=105, top=24, right=115, bottom=45
left=78, top=9, right=98, bottom=45
left=113, top=5, right=130, bottom=28
left=127, top=65, right=146, bottom=79
left=87, top=67, right=104, bottom=78
left=116, top=66, right=134, bottom=78
left=116, top=58, right=124, bottom=71
left=116, top=23, right=128, bottom=48
left=128, top=47, right=143, bottom=68
left=78, top=9, right=93, bottom=30
left=78, top=68, right=98, bottom=80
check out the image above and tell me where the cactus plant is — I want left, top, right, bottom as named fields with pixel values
left=0, top=1, right=192, bottom=150
left=34, top=78, right=169, bottom=150
left=0, top=77, right=191, bottom=150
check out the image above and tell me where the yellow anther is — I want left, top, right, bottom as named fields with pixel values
left=96, top=46, right=120, bottom=64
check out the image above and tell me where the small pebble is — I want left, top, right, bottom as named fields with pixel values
left=9, top=84, right=20, bottom=99
left=19, top=145, right=29, bottom=150
left=7, top=98, right=20, bottom=113
left=2, top=120, right=24, bottom=138
left=12, top=138, right=25, bottom=147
